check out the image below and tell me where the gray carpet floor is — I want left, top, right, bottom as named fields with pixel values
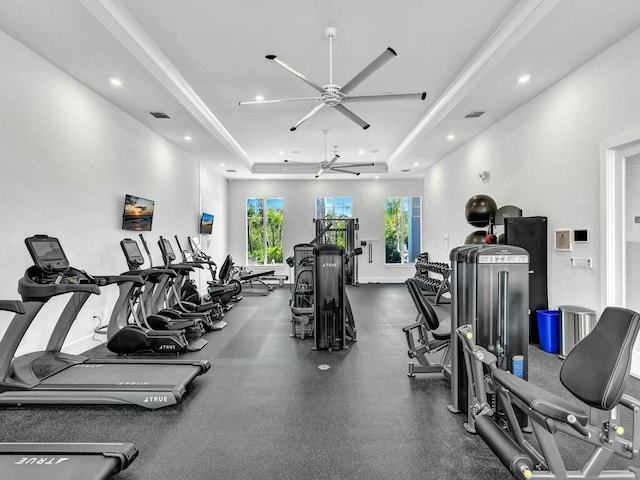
left=1, top=283, right=640, bottom=479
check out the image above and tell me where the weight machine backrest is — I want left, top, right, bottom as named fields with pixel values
left=560, top=306, right=640, bottom=410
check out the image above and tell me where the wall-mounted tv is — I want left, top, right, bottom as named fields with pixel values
left=122, top=194, right=155, bottom=231
left=200, top=213, right=214, bottom=234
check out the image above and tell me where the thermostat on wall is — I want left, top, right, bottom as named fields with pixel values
left=573, top=229, right=589, bottom=243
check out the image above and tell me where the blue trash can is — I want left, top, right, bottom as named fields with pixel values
left=537, top=310, right=560, bottom=353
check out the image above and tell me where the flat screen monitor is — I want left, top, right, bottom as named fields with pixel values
left=122, top=194, right=155, bottom=231
left=200, top=213, right=214, bottom=234
left=25, top=235, right=70, bottom=273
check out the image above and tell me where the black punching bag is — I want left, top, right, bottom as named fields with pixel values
left=504, top=216, right=548, bottom=344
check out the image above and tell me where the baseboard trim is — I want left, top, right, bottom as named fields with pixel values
left=65, top=333, right=105, bottom=355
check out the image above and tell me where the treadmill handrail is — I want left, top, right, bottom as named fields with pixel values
left=18, top=273, right=101, bottom=302
left=0, top=300, right=26, bottom=314
left=95, top=275, right=144, bottom=287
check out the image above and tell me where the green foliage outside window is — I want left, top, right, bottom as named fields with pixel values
left=385, top=196, right=421, bottom=264
left=247, top=198, right=284, bottom=265
left=316, top=197, right=352, bottom=247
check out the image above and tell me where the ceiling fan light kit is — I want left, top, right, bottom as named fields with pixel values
left=239, top=27, right=426, bottom=131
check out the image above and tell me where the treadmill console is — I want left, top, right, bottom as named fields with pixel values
left=120, top=238, right=145, bottom=269
left=25, top=235, right=70, bottom=274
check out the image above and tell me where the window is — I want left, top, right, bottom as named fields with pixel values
left=246, top=197, right=284, bottom=265
left=315, top=197, right=353, bottom=219
left=385, top=196, right=421, bottom=264
left=315, top=197, right=353, bottom=248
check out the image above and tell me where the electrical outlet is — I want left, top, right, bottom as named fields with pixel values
left=571, top=258, right=593, bottom=269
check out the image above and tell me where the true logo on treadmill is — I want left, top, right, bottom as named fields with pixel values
left=322, top=263, right=337, bottom=268
left=158, top=344, right=177, bottom=350
left=143, top=396, right=169, bottom=403
left=14, top=457, right=70, bottom=465
left=118, top=381, right=150, bottom=385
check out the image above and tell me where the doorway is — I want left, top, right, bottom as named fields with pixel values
left=601, top=131, right=640, bottom=375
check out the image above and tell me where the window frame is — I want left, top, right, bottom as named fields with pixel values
left=384, top=195, right=422, bottom=265
left=246, top=197, right=284, bottom=266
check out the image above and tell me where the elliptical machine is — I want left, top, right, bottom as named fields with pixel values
left=118, top=236, right=207, bottom=351
left=158, top=236, right=226, bottom=331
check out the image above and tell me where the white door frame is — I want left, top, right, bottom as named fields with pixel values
left=600, top=129, right=640, bottom=309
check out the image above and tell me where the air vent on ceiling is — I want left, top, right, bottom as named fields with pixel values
left=226, top=169, right=237, bottom=173
left=401, top=169, right=411, bottom=173
left=149, top=112, right=171, bottom=119
left=464, top=111, right=485, bottom=118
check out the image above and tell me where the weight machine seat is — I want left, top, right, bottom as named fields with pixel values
left=560, top=306, right=640, bottom=410
left=492, top=369, right=589, bottom=426
left=405, top=278, right=451, bottom=341
left=240, top=269, right=275, bottom=281
left=490, top=307, right=639, bottom=427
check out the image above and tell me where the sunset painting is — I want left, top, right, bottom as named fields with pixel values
left=122, top=194, right=155, bottom=231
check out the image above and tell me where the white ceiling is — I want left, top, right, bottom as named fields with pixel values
left=1, top=0, right=639, bottom=179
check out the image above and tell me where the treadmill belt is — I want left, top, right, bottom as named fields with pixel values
left=38, top=363, right=201, bottom=389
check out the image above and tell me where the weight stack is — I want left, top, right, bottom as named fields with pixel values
left=314, top=244, right=346, bottom=350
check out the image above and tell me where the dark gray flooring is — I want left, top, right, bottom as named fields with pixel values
left=2, top=283, right=640, bottom=479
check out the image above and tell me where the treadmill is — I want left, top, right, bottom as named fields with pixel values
left=0, top=300, right=138, bottom=479
left=0, top=235, right=210, bottom=410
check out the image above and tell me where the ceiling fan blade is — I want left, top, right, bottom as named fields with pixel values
left=339, top=47, right=397, bottom=95
left=290, top=103, right=325, bottom=131
left=266, top=55, right=326, bottom=94
left=315, top=155, right=340, bottom=178
left=239, top=96, right=323, bottom=105
left=327, top=154, right=340, bottom=168
left=333, top=162, right=375, bottom=168
left=283, top=159, right=314, bottom=165
left=330, top=167, right=361, bottom=176
left=344, top=92, right=427, bottom=103
left=334, top=104, right=370, bottom=129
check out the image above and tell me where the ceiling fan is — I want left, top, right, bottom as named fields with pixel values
left=239, top=27, right=427, bottom=131
left=284, top=130, right=374, bottom=178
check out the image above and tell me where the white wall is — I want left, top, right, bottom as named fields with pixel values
left=0, top=30, right=227, bottom=354
left=196, top=159, right=228, bottom=286
left=424, top=27, right=640, bottom=312
left=227, top=178, right=424, bottom=283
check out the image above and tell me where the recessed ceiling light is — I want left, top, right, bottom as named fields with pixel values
left=220, top=163, right=225, bottom=167
left=184, top=135, right=192, bottom=141
left=279, top=151, right=284, bottom=155
left=358, top=149, right=364, bottom=155
left=375, top=175, right=379, bottom=179
left=414, top=162, right=420, bottom=167
left=109, top=77, right=123, bottom=87
left=446, top=134, right=455, bottom=140
left=518, top=74, right=532, bottom=84
left=255, top=95, right=265, bottom=102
